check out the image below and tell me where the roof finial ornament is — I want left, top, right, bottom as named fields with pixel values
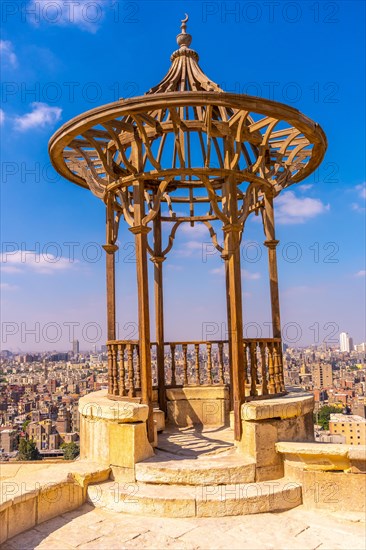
left=177, top=14, right=192, bottom=49
left=181, top=13, right=189, bottom=33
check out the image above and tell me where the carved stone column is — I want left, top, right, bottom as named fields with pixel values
left=264, top=239, right=281, bottom=339
left=263, top=194, right=281, bottom=340
left=151, top=212, right=167, bottom=414
left=103, top=195, right=119, bottom=396
left=129, top=180, right=154, bottom=443
left=222, top=251, right=233, bottom=408
left=103, top=244, right=118, bottom=342
left=222, top=175, right=245, bottom=442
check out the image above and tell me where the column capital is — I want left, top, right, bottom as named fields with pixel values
left=103, top=244, right=119, bottom=254
left=129, top=225, right=151, bottom=235
left=223, top=223, right=242, bottom=234
left=150, top=255, right=166, bottom=265
left=264, top=239, right=279, bottom=249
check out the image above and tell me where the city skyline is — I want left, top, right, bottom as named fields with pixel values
left=1, top=1, right=365, bottom=351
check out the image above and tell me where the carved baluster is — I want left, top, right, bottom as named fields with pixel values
left=182, top=344, right=188, bottom=385
left=195, top=343, right=200, bottom=385
left=218, top=341, right=224, bottom=384
left=170, top=344, right=176, bottom=387
left=135, top=344, right=141, bottom=389
left=256, top=343, right=260, bottom=384
left=118, top=343, right=126, bottom=397
left=206, top=342, right=212, bottom=385
left=127, top=343, right=135, bottom=398
left=278, top=344, right=285, bottom=392
left=107, top=345, right=113, bottom=395
left=268, top=342, right=276, bottom=394
left=259, top=342, right=268, bottom=396
left=273, top=341, right=281, bottom=393
left=111, top=344, right=118, bottom=395
left=250, top=342, right=257, bottom=397
left=243, top=341, right=249, bottom=384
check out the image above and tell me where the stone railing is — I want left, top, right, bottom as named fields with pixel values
left=153, top=340, right=229, bottom=388
left=106, top=340, right=140, bottom=398
left=106, top=337, right=285, bottom=400
left=243, top=338, right=285, bottom=397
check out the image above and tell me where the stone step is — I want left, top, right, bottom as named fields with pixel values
left=87, top=478, right=302, bottom=518
left=135, top=449, right=256, bottom=485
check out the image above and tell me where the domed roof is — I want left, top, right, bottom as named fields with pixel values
left=147, top=15, right=223, bottom=94
left=48, top=15, right=327, bottom=215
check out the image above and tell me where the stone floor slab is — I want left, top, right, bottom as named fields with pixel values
left=2, top=504, right=365, bottom=550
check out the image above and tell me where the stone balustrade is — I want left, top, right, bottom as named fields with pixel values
left=107, top=338, right=285, bottom=401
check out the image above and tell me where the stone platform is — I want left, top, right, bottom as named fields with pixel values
left=88, top=426, right=301, bottom=517
left=2, top=502, right=365, bottom=549
left=135, top=427, right=254, bottom=486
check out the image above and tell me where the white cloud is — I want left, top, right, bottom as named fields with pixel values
left=27, top=0, right=107, bottom=33
left=180, top=223, right=211, bottom=236
left=351, top=184, right=366, bottom=212
left=1, top=251, right=76, bottom=275
left=166, top=264, right=183, bottom=271
left=14, top=102, right=62, bottom=131
left=0, top=40, right=18, bottom=68
left=1, top=265, right=22, bottom=274
left=0, top=282, right=18, bottom=291
left=275, top=191, right=330, bottom=224
left=210, top=266, right=224, bottom=275
left=354, top=270, right=366, bottom=278
left=210, top=265, right=260, bottom=280
left=0, top=109, right=5, bottom=125
left=282, top=285, right=322, bottom=296
left=356, top=184, right=366, bottom=200
left=351, top=203, right=365, bottom=213
left=298, top=184, right=313, bottom=192
left=242, top=269, right=261, bottom=280
left=173, top=240, right=209, bottom=258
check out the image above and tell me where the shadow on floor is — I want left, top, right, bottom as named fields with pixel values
left=154, top=425, right=234, bottom=460
left=1, top=503, right=94, bottom=550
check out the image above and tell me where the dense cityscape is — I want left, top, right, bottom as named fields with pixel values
left=1, top=332, right=365, bottom=461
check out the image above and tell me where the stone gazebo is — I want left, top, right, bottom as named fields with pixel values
left=49, top=17, right=327, bottom=488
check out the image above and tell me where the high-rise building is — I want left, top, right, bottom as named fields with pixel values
left=72, top=339, right=80, bottom=356
left=355, top=342, right=366, bottom=353
left=340, top=332, right=350, bottom=352
left=312, top=363, right=333, bottom=388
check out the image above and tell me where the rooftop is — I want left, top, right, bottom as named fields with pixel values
left=330, top=414, right=366, bottom=423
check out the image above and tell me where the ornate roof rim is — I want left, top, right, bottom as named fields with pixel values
left=49, top=90, right=327, bottom=152
left=49, top=91, right=327, bottom=192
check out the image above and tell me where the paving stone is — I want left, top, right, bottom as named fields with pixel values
left=123, top=531, right=196, bottom=549
left=87, top=519, right=149, bottom=541
left=61, top=504, right=95, bottom=521
left=135, top=516, right=198, bottom=538
left=178, top=526, right=248, bottom=550
left=0, top=529, right=46, bottom=550
left=32, top=537, right=75, bottom=549
left=48, top=525, right=105, bottom=547
left=34, top=515, right=71, bottom=536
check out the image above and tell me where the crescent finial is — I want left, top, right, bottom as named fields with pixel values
left=180, top=13, right=189, bottom=34
left=177, top=13, right=192, bottom=48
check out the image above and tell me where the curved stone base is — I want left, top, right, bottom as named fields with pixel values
left=87, top=478, right=302, bottom=517
left=237, top=392, right=315, bottom=481
left=78, top=390, right=154, bottom=478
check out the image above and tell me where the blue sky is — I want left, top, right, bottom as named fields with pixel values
left=1, top=0, right=365, bottom=351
